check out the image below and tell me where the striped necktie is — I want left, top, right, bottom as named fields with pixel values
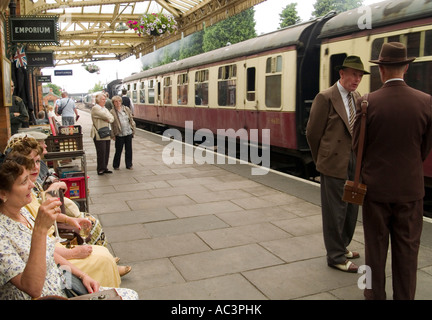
left=348, top=92, right=355, bottom=133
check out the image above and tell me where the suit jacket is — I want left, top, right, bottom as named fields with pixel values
left=353, top=81, right=432, bottom=202
left=306, top=83, right=360, bottom=179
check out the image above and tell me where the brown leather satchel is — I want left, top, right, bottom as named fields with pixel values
left=342, top=95, right=368, bottom=205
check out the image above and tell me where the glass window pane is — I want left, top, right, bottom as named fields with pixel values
left=218, top=80, right=236, bottom=106
left=276, top=56, right=282, bottom=72
left=247, top=67, right=256, bottom=101
left=163, top=87, right=172, bottom=104
left=425, top=30, right=432, bottom=56
left=371, top=38, right=384, bottom=60
left=406, top=61, right=432, bottom=95
left=407, top=32, right=420, bottom=58
left=265, top=75, right=281, bottom=108
left=148, top=89, right=154, bottom=104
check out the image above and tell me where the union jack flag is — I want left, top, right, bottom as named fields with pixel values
left=14, top=46, right=27, bottom=68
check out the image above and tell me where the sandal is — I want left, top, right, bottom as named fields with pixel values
left=345, top=250, right=360, bottom=259
left=329, top=260, right=359, bottom=273
left=118, top=265, right=132, bottom=277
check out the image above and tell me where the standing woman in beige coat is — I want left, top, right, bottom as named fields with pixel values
left=91, top=93, right=114, bottom=175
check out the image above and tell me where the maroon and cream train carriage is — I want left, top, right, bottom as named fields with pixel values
left=123, top=15, right=334, bottom=177
left=122, top=0, right=432, bottom=180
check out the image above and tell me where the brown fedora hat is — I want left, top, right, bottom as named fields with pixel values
left=336, top=55, right=370, bottom=74
left=370, top=42, right=416, bottom=65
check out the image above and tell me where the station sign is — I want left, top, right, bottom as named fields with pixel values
left=10, top=16, right=58, bottom=45
left=36, top=75, right=52, bottom=83
left=26, top=51, right=54, bottom=67
left=54, top=70, right=73, bottom=76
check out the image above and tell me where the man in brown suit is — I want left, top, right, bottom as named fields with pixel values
left=307, top=56, right=369, bottom=273
left=353, top=42, right=432, bottom=299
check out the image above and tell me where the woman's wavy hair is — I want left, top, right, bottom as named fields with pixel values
left=6, top=135, right=42, bottom=157
left=0, top=151, right=35, bottom=203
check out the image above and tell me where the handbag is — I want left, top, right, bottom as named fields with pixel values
left=342, top=95, right=368, bottom=205
left=57, top=98, right=70, bottom=115
left=69, top=288, right=122, bottom=300
left=94, top=124, right=111, bottom=138
left=60, top=267, right=89, bottom=298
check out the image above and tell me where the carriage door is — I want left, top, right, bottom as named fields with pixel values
left=244, top=58, right=260, bottom=138
left=153, top=77, right=162, bottom=123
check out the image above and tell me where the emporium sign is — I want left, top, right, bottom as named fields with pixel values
left=10, top=16, right=59, bottom=45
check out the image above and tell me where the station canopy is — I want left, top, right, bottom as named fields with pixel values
left=20, top=0, right=265, bottom=66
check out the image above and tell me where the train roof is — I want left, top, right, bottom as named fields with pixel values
left=319, top=0, right=432, bottom=39
left=123, top=18, right=324, bottom=82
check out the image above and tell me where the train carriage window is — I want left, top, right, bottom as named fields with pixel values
left=330, top=54, right=347, bottom=86
left=218, top=65, right=237, bottom=107
left=148, top=80, right=155, bottom=104
left=132, top=90, right=137, bottom=103
left=265, top=56, right=282, bottom=108
left=406, top=61, right=432, bottom=95
left=195, top=70, right=209, bottom=105
left=140, top=81, right=145, bottom=103
left=371, top=38, right=384, bottom=60
left=163, top=77, right=172, bottom=105
left=246, top=67, right=256, bottom=101
left=177, top=73, right=188, bottom=105
left=425, top=30, right=432, bottom=56
left=388, top=35, right=400, bottom=43
left=406, top=32, right=421, bottom=58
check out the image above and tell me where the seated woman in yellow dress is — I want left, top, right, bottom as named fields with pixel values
left=6, top=132, right=107, bottom=247
left=0, top=154, right=138, bottom=300
left=6, top=138, right=131, bottom=287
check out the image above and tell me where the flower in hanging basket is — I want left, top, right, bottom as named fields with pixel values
left=85, top=63, right=100, bottom=73
left=127, top=13, right=178, bottom=37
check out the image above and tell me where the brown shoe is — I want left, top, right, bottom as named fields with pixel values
left=329, top=260, right=359, bottom=273
left=345, top=250, right=360, bottom=259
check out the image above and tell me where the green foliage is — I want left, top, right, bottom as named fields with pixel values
left=312, top=0, right=364, bottom=17
left=43, top=83, right=62, bottom=96
left=89, top=81, right=104, bottom=93
left=179, top=30, right=204, bottom=60
left=280, top=3, right=301, bottom=28
left=203, top=8, right=256, bottom=52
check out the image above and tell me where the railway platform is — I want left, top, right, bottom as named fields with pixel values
left=72, top=106, right=432, bottom=301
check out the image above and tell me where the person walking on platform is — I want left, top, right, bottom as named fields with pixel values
left=110, top=95, right=136, bottom=170
left=121, top=89, right=134, bottom=115
left=353, top=42, right=432, bottom=300
left=306, top=56, right=369, bottom=273
left=56, top=91, right=79, bottom=126
left=91, top=93, right=114, bottom=176
left=9, top=80, right=29, bottom=135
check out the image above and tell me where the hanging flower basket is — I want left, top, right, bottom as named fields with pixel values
left=127, top=13, right=178, bottom=37
left=85, top=63, right=100, bottom=73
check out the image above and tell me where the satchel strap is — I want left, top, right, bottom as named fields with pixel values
left=353, top=94, right=368, bottom=187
